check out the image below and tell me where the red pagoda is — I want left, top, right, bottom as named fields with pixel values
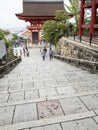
left=16, top=0, right=66, bottom=44
left=79, top=0, right=98, bottom=36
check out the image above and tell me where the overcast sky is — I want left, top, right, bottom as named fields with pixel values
left=0, top=0, right=69, bottom=32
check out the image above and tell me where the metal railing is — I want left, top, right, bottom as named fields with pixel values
left=65, top=32, right=98, bottom=46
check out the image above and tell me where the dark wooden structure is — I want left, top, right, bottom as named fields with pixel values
left=79, top=0, right=98, bottom=37
left=16, top=0, right=66, bottom=44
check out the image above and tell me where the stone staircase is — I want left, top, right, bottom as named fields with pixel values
left=0, top=48, right=98, bottom=130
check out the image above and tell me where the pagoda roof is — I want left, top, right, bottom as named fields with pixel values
left=16, top=0, right=66, bottom=17
left=23, top=0, right=63, bottom=2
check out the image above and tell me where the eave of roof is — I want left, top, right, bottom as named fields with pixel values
left=16, top=2, right=66, bottom=16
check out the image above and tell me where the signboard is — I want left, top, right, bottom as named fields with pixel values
left=0, top=40, right=6, bottom=59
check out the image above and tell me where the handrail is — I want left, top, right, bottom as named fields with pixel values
left=0, top=57, right=21, bottom=78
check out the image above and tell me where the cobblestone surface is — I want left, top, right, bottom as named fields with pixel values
left=0, top=48, right=98, bottom=130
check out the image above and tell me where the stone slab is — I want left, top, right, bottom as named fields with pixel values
left=23, top=78, right=33, bottom=83
left=39, top=88, right=58, bottom=98
left=80, top=95, right=98, bottom=110
left=9, top=84, right=22, bottom=91
left=37, top=100, right=64, bottom=119
left=22, top=82, right=34, bottom=89
left=56, top=86, right=76, bottom=95
left=31, top=124, right=62, bottom=130
left=25, top=90, right=39, bottom=100
left=13, top=103, right=37, bottom=123
left=0, top=93, right=9, bottom=103
left=93, top=116, right=98, bottom=123
left=59, top=97, right=88, bottom=115
left=34, top=81, right=45, bottom=89
left=0, top=108, right=95, bottom=130
left=0, top=106, right=15, bottom=126
left=73, top=84, right=93, bottom=93
left=0, top=98, right=46, bottom=107
left=31, top=127, right=43, bottom=130
left=43, top=124, right=62, bottom=130
left=8, top=92, right=24, bottom=103
left=9, top=79, right=22, bottom=84
left=56, top=78, right=69, bottom=85
left=0, top=83, right=9, bottom=91
left=61, top=118, right=98, bottom=130
left=44, top=80, right=58, bottom=87
left=18, top=129, right=29, bottom=130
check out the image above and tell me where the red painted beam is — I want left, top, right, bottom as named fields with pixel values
left=90, top=0, right=96, bottom=34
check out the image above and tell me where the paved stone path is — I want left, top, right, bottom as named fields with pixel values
left=0, top=48, right=98, bottom=130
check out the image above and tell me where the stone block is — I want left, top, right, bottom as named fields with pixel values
left=9, top=83, right=22, bottom=91
left=56, top=86, right=76, bottom=95
left=0, top=83, right=9, bottom=91
left=94, top=116, right=98, bottom=123
left=43, top=124, right=62, bottom=130
left=0, top=106, right=15, bottom=126
left=37, top=100, right=64, bottom=119
left=25, top=90, right=39, bottom=100
left=59, top=97, right=88, bottom=115
left=13, top=103, right=37, bottom=123
left=80, top=95, right=98, bottom=110
left=8, top=92, right=24, bottom=103
left=44, top=80, right=58, bottom=87
left=39, top=88, right=58, bottom=98
left=61, top=118, right=98, bottom=130
left=34, top=81, right=45, bottom=89
left=22, top=82, right=34, bottom=89
left=0, top=93, right=9, bottom=103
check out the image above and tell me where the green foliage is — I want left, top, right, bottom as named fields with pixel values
left=5, top=40, right=13, bottom=48
left=43, top=20, right=67, bottom=46
left=0, top=28, right=18, bottom=48
left=55, top=10, right=70, bottom=23
left=43, top=20, right=57, bottom=45
left=12, top=34, right=18, bottom=40
left=43, top=10, right=70, bottom=46
left=0, top=29, right=10, bottom=40
left=65, top=0, right=80, bottom=33
left=0, top=29, right=5, bottom=40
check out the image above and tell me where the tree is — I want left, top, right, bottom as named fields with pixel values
left=0, top=29, right=10, bottom=40
left=0, top=28, right=18, bottom=48
left=65, top=0, right=80, bottom=33
left=55, top=10, right=70, bottom=24
left=43, top=20, right=57, bottom=46
left=0, top=29, right=5, bottom=40
left=43, top=19, right=67, bottom=46
left=43, top=10, right=69, bottom=46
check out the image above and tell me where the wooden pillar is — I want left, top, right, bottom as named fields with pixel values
left=78, top=0, right=85, bottom=35
left=38, top=30, right=40, bottom=43
left=90, top=0, right=96, bottom=35
left=31, top=30, right=33, bottom=44
left=29, top=22, right=33, bottom=44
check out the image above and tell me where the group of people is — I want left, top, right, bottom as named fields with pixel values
left=14, top=45, right=29, bottom=57
left=41, top=46, right=54, bottom=61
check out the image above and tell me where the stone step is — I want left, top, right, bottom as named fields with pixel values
left=0, top=111, right=96, bottom=130
left=0, top=90, right=98, bottom=107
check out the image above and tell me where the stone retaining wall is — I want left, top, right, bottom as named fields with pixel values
left=0, top=57, right=21, bottom=78
left=55, top=37, right=98, bottom=73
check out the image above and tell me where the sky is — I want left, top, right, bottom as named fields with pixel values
left=0, top=0, right=69, bottom=32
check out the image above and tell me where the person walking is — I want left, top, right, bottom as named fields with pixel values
left=23, top=46, right=26, bottom=57
left=49, top=47, right=54, bottom=60
left=42, top=46, right=47, bottom=60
